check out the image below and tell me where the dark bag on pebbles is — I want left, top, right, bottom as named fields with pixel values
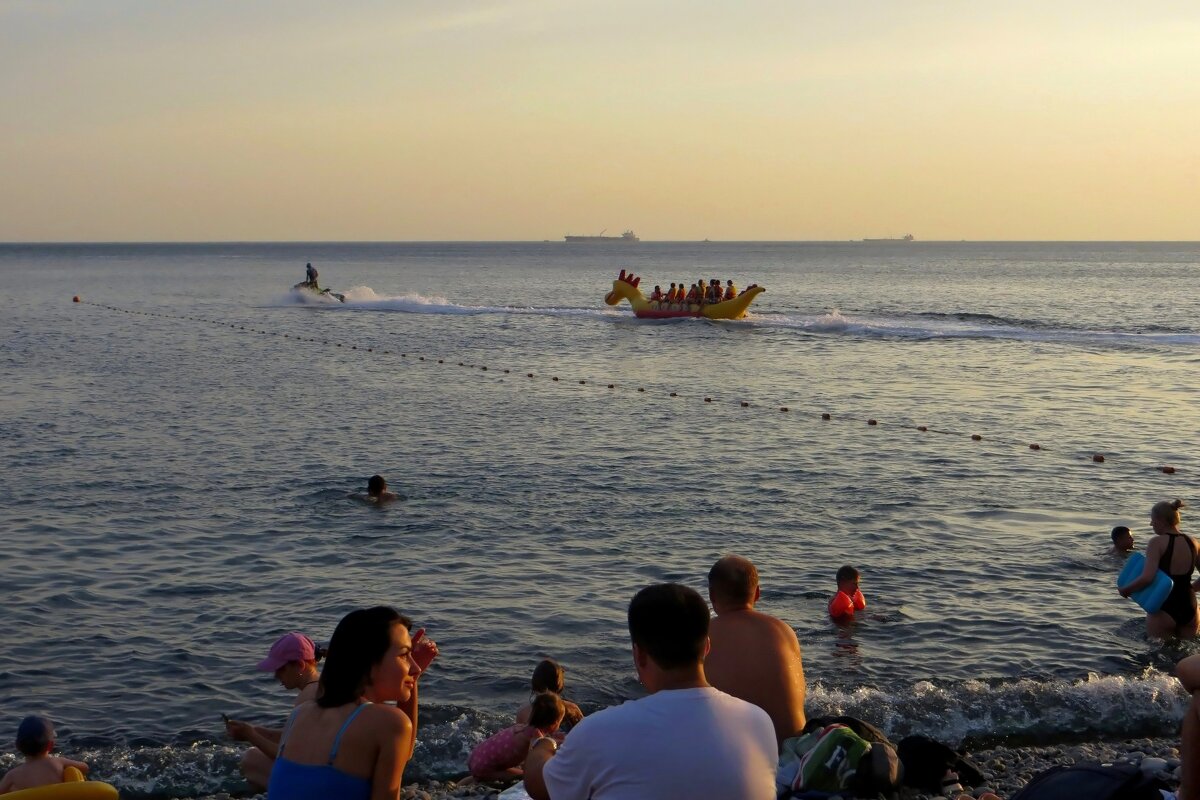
left=1008, top=762, right=1170, bottom=800
left=896, top=735, right=985, bottom=791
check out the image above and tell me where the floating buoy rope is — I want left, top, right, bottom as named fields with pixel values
left=73, top=298, right=1181, bottom=477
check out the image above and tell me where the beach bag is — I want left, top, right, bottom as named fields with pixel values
left=779, top=724, right=873, bottom=795
left=1008, top=762, right=1169, bottom=800
left=896, top=735, right=984, bottom=791
left=803, top=715, right=892, bottom=746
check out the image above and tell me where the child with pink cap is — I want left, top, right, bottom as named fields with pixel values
left=225, top=632, right=327, bottom=791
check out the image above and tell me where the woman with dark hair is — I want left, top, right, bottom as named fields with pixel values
left=267, top=607, right=438, bottom=800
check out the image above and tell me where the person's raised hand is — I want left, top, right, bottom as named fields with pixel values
left=411, top=628, right=439, bottom=673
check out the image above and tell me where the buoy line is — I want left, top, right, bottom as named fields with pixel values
left=72, top=297, right=1182, bottom=478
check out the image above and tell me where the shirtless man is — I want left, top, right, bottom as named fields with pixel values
left=705, top=555, right=807, bottom=746
left=366, top=474, right=398, bottom=504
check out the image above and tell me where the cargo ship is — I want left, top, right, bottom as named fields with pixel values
left=564, top=229, right=640, bottom=243
left=862, top=233, right=914, bottom=242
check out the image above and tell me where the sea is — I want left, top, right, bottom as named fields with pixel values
left=1, top=241, right=1198, bottom=798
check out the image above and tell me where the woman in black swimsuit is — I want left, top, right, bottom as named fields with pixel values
left=1119, top=499, right=1198, bottom=639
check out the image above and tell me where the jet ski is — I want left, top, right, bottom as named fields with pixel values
left=292, top=281, right=346, bottom=303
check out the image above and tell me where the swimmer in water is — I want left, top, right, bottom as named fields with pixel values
left=1109, top=525, right=1134, bottom=555
left=365, top=474, right=398, bottom=504
left=829, top=565, right=866, bottom=620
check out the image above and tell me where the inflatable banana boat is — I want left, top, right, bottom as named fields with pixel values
left=604, top=271, right=764, bottom=320
left=2, top=767, right=118, bottom=799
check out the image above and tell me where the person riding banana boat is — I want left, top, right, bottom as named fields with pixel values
left=604, top=270, right=764, bottom=319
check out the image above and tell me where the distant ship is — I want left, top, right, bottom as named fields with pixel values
left=564, top=229, right=640, bottom=243
left=862, top=233, right=914, bottom=242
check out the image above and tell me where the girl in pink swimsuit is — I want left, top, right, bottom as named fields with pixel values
left=468, top=693, right=564, bottom=781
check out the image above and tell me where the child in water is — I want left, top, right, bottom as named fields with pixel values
left=0, top=716, right=90, bottom=793
left=515, top=659, right=584, bottom=730
left=829, top=565, right=867, bottom=619
left=468, top=692, right=565, bottom=781
left=1110, top=525, right=1134, bottom=554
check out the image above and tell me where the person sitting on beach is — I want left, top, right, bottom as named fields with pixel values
left=225, top=632, right=327, bottom=791
left=469, top=693, right=566, bottom=782
left=1110, top=525, right=1135, bottom=554
left=267, top=606, right=439, bottom=800
left=1174, top=653, right=1200, bottom=800
left=1119, top=499, right=1199, bottom=639
left=705, top=555, right=807, bottom=746
left=522, top=583, right=778, bottom=800
left=0, top=716, right=89, bottom=794
left=516, top=659, right=584, bottom=731
left=364, top=475, right=398, bottom=504
left=724, top=280, right=737, bottom=301
left=829, top=565, right=867, bottom=620
left=305, top=263, right=319, bottom=290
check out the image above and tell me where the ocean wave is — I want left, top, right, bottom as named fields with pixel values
left=750, top=309, right=1200, bottom=346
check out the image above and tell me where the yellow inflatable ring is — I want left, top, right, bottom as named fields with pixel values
left=0, top=781, right=119, bottom=799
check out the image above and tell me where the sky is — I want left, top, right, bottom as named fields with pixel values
left=2, top=0, right=1198, bottom=241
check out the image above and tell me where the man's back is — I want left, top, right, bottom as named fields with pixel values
left=706, top=608, right=807, bottom=745
left=540, top=686, right=777, bottom=800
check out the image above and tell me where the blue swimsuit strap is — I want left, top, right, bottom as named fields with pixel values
left=275, top=706, right=304, bottom=758
left=328, top=703, right=371, bottom=765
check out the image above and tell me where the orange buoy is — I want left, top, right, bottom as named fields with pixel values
left=917, top=426, right=928, bottom=432
left=867, top=419, right=877, bottom=426
left=971, top=434, right=982, bottom=441
left=72, top=295, right=80, bottom=303
left=1093, top=454, right=1105, bottom=463
left=821, top=413, right=831, bottom=420
left=1162, top=465, right=1177, bottom=474
left=1029, top=443, right=1041, bottom=450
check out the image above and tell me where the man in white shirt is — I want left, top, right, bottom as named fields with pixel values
left=523, top=583, right=778, bottom=800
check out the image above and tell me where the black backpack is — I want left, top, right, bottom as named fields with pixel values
left=1009, top=762, right=1170, bottom=800
left=896, top=735, right=985, bottom=792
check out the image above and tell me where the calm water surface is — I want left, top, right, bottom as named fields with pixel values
left=1, top=242, right=1198, bottom=796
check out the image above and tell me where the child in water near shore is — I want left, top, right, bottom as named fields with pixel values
left=0, top=716, right=90, bottom=793
left=515, top=659, right=584, bottom=731
left=829, top=565, right=867, bottom=619
left=468, top=692, right=565, bottom=781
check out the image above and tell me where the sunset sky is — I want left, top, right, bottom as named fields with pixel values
left=2, top=0, right=1197, bottom=241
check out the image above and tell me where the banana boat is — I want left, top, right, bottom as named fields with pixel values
left=604, top=271, right=764, bottom=320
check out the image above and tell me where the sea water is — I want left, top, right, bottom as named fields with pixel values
left=1, top=241, right=1198, bottom=797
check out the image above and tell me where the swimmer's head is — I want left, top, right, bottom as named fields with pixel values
left=1111, top=525, right=1134, bottom=551
left=16, top=716, right=54, bottom=758
left=531, top=659, right=565, bottom=694
left=367, top=475, right=387, bottom=497
left=836, top=565, right=860, bottom=591
left=1152, top=499, right=1185, bottom=530
left=528, top=691, right=566, bottom=733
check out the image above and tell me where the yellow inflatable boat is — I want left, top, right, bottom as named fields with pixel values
left=604, top=271, right=764, bottom=319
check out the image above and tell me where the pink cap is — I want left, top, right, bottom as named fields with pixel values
left=257, top=632, right=316, bottom=672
